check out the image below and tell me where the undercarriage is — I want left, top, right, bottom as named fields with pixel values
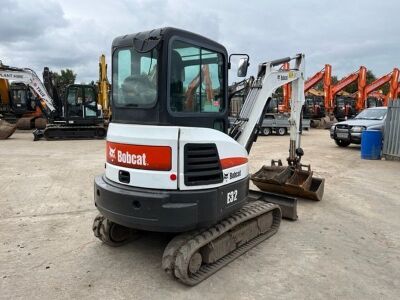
left=93, top=200, right=282, bottom=286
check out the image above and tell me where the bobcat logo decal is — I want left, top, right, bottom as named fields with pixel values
left=109, top=147, right=116, bottom=160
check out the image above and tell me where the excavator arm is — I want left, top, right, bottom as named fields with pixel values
left=0, top=64, right=56, bottom=117
left=303, top=64, right=332, bottom=113
left=359, top=68, right=400, bottom=107
left=331, top=66, right=367, bottom=96
left=281, top=62, right=291, bottom=112
left=231, top=54, right=324, bottom=201
left=230, top=54, right=305, bottom=164
left=98, top=55, right=111, bottom=120
left=329, top=66, right=367, bottom=112
left=305, top=64, right=332, bottom=93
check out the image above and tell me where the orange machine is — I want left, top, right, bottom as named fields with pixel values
left=329, top=66, right=367, bottom=109
left=280, top=62, right=291, bottom=112
left=185, top=65, right=215, bottom=111
left=326, top=66, right=367, bottom=120
left=358, top=68, right=399, bottom=108
left=0, top=78, right=45, bottom=128
left=282, top=64, right=332, bottom=114
left=0, top=78, right=10, bottom=106
left=304, top=64, right=332, bottom=111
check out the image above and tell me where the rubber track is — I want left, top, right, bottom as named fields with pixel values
left=44, top=125, right=106, bottom=140
left=166, top=201, right=281, bottom=286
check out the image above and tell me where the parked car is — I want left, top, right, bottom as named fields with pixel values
left=228, top=113, right=310, bottom=136
left=260, top=113, right=310, bottom=136
left=330, top=107, right=387, bottom=147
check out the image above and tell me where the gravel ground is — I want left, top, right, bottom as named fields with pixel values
left=1, top=130, right=399, bottom=299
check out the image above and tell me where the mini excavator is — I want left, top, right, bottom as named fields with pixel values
left=92, top=27, right=324, bottom=285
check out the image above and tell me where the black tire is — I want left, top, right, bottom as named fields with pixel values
left=277, top=127, right=286, bottom=136
left=262, top=127, right=271, bottom=136
left=335, top=139, right=351, bottom=147
left=310, top=120, right=320, bottom=128
left=92, top=214, right=139, bottom=247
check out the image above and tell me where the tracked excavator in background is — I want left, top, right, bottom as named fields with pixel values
left=303, top=64, right=334, bottom=128
left=358, top=68, right=400, bottom=109
left=366, top=90, right=385, bottom=108
left=0, top=62, right=106, bottom=140
left=282, top=64, right=333, bottom=128
left=92, top=27, right=324, bottom=286
left=330, top=66, right=367, bottom=121
left=0, top=75, right=47, bottom=136
left=303, top=88, right=326, bottom=120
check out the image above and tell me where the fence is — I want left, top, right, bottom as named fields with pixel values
left=383, top=100, right=400, bottom=161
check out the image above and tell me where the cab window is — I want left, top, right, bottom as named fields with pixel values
left=169, top=40, right=224, bottom=113
left=113, top=48, right=158, bottom=108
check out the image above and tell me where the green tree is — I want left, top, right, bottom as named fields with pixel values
left=53, top=69, right=77, bottom=95
left=313, top=75, right=338, bottom=90
left=342, top=70, right=376, bottom=94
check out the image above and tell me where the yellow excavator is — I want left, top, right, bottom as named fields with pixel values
left=97, top=54, right=111, bottom=124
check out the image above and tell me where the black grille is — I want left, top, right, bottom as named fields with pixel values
left=184, top=143, right=223, bottom=186
left=336, top=124, right=349, bottom=129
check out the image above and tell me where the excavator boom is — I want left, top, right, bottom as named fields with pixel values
left=305, top=64, right=331, bottom=93
left=358, top=68, right=399, bottom=108
left=0, top=65, right=56, bottom=114
left=328, top=66, right=366, bottom=118
left=281, top=62, right=291, bottom=112
left=331, top=66, right=367, bottom=96
left=98, top=55, right=111, bottom=121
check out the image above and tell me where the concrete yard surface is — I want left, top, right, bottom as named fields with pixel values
left=1, top=130, right=399, bottom=299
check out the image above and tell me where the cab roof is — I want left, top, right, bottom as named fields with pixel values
left=112, top=27, right=227, bottom=55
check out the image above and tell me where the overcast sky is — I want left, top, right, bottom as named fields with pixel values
left=0, top=0, right=398, bottom=83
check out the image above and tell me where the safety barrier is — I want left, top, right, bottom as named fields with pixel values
left=383, top=100, right=400, bottom=161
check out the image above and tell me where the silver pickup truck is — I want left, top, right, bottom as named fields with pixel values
left=260, top=113, right=311, bottom=136
left=330, top=107, right=387, bottom=147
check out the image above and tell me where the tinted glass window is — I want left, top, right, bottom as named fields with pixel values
left=355, top=108, right=387, bottom=120
left=170, top=40, right=224, bottom=113
left=83, top=87, right=96, bottom=103
left=12, top=89, right=26, bottom=104
left=113, top=48, right=158, bottom=108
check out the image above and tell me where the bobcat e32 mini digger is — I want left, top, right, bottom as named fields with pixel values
left=93, top=27, right=324, bottom=285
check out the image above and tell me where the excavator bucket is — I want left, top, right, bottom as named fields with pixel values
left=251, top=164, right=325, bottom=201
left=0, top=119, right=17, bottom=139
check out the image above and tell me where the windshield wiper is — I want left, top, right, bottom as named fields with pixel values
left=124, top=103, right=139, bottom=107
